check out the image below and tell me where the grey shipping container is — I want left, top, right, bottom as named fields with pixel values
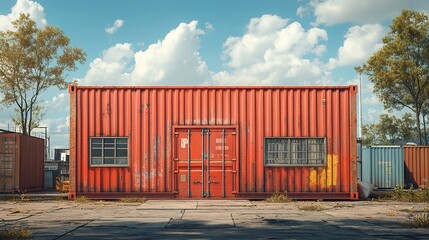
left=362, top=146, right=404, bottom=189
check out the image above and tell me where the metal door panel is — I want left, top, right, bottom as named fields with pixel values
left=175, top=127, right=236, bottom=198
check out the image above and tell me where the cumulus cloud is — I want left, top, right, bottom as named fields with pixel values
left=296, top=6, right=308, bottom=18
left=105, top=19, right=124, bottom=34
left=80, top=21, right=210, bottom=86
left=215, top=14, right=330, bottom=85
left=0, top=0, right=47, bottom=31
left=306, top=0, right=429, bottom=26
left=79, top=43, right=134, bottom=85
left=329, top=24, right=385, bottom=68
left=131, top=21, right=210, bottom=85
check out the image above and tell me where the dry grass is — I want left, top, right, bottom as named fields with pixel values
left=391, top=185, right=429, bottom=202
left=73, top=195, right=92, bottom=203
left=296, top=202, right=326, bottom=211
left=0, top=228, right=32, bottom=239
left=0, top=220, right=32, bottom=239
left=403, top=208, right=429, bottom=228
left=265, top=193, right=292, bottom=203
left=119, top=197, right=148, bottom=203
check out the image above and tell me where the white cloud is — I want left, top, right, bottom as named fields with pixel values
left=131, top=21, right=210, bottom=85
left=296, top=6, right=308, bottom=18
left=307, top=0, right=429, bottom=26
left=38, top=92, right=71, bottom=150
left=45, top=93, right=68, bottom=112
left=80, top=21, right=211, bottom=86
left=78, top=43, right=134, bottom=85
left=0, top=0, right=47, bottom=31
left=105, top=19, right=124, bottom=34
left=205, top=22, right=214, bottom=31
left=215, top=14, right=330, bottom=85
left=330, top=24, right=385, bottom=67
left=363, top=95, right=381, bottom=105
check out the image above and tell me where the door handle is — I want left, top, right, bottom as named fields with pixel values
left=193, top=181, right=202, bottom=184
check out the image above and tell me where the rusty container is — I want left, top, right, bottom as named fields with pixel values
left=404, top=146, right=429, bottom=188
left=68, top=85, right=358, bottom=200
left=0, top=132, right=44, bottom=192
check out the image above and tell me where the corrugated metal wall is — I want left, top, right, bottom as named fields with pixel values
left=0, top=133, right=44, bottom=192
left=404, top=146, right=429, bottom=188
left=69, top=85, right=358, bottom=200
left=362, top=146, right=404, bottom=189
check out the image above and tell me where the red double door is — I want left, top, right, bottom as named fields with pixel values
left=174, top=127, right=237, bottom=198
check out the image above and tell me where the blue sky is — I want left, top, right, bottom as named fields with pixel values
left=1, top=0, right=429, bottom=156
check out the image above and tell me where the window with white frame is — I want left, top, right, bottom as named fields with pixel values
left=264, top=137, right=326, bottom=166
left=90, top=137, right=128, bottom=166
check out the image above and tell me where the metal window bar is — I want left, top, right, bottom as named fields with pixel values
left=265, top=138, right=326, bottom=166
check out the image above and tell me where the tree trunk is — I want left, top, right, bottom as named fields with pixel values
left=423, top=114, right=428, bottom=145
left=416, top=110, right=422, bottom=145
left=21, top=108, right=27, bottom=135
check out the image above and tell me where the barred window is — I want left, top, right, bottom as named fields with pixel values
left=90, top=137, right=128, bottom=166
left=264, top=138, right=326, bottom=166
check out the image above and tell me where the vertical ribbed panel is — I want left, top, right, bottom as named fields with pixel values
left=404, top=147, right=429, bottom=188
left=361, top=147, right=371, bottom=184
left=69, top=86, right=357, bottom=198
left=0, top=133, right=44, bottom=192
left=364, top=146, right=404, bottom=188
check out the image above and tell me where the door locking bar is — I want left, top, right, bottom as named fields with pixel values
left=187, top=129, right=191, bottom=198
left=201, top=129, right=205, bottom=198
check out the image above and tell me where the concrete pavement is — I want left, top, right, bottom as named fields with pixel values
left=0, top=199, right=428, bottom=239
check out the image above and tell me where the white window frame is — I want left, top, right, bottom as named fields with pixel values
left=89, top=137, right=129, bottom=167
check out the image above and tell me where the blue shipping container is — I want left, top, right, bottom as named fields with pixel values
left=362, top=146, right=404, bottom=189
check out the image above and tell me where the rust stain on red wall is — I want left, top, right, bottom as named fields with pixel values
left=69, top=85, right=358, bottom=200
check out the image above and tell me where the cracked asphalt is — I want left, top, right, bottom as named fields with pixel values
left=0, top=199, right=428, bottom=239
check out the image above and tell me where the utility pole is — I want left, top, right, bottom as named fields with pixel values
left=34, top=126, right=48, bottom=160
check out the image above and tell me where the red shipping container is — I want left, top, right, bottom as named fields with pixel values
left=0, top=132, right=44, bottom=192
left=68, top=85, right=358, bottom=200
left=404, top=146, right=429, bottom=188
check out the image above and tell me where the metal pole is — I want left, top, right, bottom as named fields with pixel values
left=34, top=126, right=48, bottom=161
left=207, top=129, right=210, bottom=198
left=201, top=129, right=205, bottom=198
left=358, top=71, right=363, bottom=139
left=222, top=129, right=225, bottom=198
left=187, top=129, right=191, bottom=198
left=358, top=71, right=363, bottom=181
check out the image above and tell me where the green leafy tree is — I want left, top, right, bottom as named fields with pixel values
left=362, top=113, right=416, bottom=146
left=362, top=123, right=379, bottom=146
left=399, top=112, right=417, bottom=142
left=0, top=14, right=86, bottom=135
left=378, top=114, right=400, bottom=144
left=359, top=10, right=429, bottom=145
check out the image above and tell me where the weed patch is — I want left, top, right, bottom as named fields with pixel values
left=0, top=220, right=32, bottom=239
left=74, top=195, right=91, bottom=203
left=391, top=186, right=429, bottom=202
left=265, top=193, right=292, bottom=203
left=119, top=197, right=147, bottom=203
left=296, top=202, right=326, bottom=211
left=403, top=207, right=429, bottom=228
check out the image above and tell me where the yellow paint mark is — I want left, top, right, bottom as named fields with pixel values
left=309, top=168, right=317, bottom=190
left=332, top=154, right=338, bottom=188
left=324, top=154, right=338, bottom=189
left=319, top=165, right=327, bottom=191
